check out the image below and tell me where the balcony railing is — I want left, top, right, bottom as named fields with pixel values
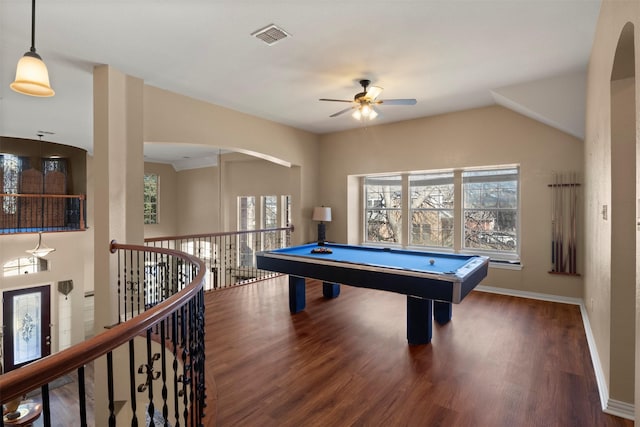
left=145, top=226, right=293, bottom=291
left=0, top=242, right=210, bottom=426
left=0, top=193, right=86, bottom=234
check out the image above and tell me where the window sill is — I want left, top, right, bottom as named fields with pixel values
left=489, top=260, right=523, bottom=271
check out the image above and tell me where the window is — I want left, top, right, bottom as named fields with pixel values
left=3, top=257, right=48, bottom=277
left=364, top=175, right=402, bottom=243
left=362, top=166, right=520, bottom=260
left=409, top=172, right=454, bottom=248
left=262, top=195, right=278, bottom=228
left=261, top=195, right=278, bottom=250
left=1, top=154, right=19, bottom=214
left=282, top=195, right=292, bottom=227
left=237, top=196, right=256, bottom=267
left=238, top=196, right=256, bottom=231
left=143, top=173, right=159, bottom=224
left=463, top=168, right=518, bottom=253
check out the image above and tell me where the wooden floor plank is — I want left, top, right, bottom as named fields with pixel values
left=206, top=277, right=633, bottom=427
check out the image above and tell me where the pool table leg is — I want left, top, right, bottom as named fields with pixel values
left=322, top=282, right=340, bottom=298
left=289, top=276, right=306, bottom=313
left=434, top=301, right=453, bottom=324
left=406, top=296, right=433, bottom=345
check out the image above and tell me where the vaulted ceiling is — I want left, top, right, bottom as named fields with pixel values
left=0, top=1, right=600, bottom=164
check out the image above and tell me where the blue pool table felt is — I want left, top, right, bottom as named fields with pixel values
left=272, top=243, right=475, bottom=275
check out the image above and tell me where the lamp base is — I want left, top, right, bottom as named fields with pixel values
left=317, top=222, right=326, bottom=246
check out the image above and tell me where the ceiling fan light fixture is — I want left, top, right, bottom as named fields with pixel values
left=352, top=109, right=362, bottom=120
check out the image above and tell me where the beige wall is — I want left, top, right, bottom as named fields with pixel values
left=584, top=0, right=639, bottom=414
left=177, top=166, right=221, bottom=235
left=223, top=153, right=301, bottom=234
left=320, top=105, right=584, bottom=297
left=143, top=85, right=320, bottom=244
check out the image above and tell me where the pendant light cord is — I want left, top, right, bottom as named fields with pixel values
left=30, top=0, right=36, bottom=52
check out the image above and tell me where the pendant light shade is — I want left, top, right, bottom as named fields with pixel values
left=10, top=0, right=54, bottom=97
left=11, top=50, right=54, bottom=97
left=26, top=232, right=55, bottom=258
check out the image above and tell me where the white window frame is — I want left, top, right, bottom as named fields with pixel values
left=143, top=173, right=159, bottom=225
left=361, top=165, right=520, bottom=262
left=363, top=175, right=403, bottom=245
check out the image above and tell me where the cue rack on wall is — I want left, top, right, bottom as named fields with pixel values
left=549, top=172, right=580, bottom=275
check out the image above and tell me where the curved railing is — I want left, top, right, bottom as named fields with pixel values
left=145, top=226, right=293, bottom=291
left=0, top=242, right=210, bottom=426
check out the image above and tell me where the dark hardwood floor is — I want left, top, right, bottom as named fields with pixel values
left=21, top=277, right=632, bottom=426
left=206, top=277, right=633, bottom=427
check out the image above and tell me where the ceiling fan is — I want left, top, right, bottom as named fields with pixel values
left=319, top=79, right=417, bottom=120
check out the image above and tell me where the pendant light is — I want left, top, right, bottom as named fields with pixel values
left=26, top=232, right=55, bottom=258
left=10, top=0, right=55, bottom=97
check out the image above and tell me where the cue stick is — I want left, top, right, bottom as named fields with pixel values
left=554, top=172, right=560, bottom=272
left=559, top=172, right=565, bottom=272
left=554, top=172, right=559, bottom=272
left=568, top=175, right=573, bottom=274
left=551, top=172, right=556, bottom=271
left=573, top=172, right=578, bottom=274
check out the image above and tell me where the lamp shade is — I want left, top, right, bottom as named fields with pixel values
left=10, top=51, right=54, bottom=97
left=312, top=206, right=332, bottom=222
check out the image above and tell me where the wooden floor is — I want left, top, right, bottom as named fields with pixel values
left=24, top=277, right=633, bottom=426
left=206, top=277, right=633, bottom=427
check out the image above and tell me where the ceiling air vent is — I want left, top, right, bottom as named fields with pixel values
left=251, top=24, right=290, bottom=45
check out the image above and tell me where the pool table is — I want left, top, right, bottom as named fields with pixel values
left=256, top=243, right=489, bottom=344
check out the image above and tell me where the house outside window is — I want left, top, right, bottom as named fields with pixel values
left=144, top=173, right=159, bottom=225
left=409, top=172, right=454, bottom=248
left=364, top=175, right=402, bottom=244
left=463, top=168, right=519, bottom=253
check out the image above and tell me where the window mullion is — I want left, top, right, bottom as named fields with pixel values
left=402, top=174, right=409, bottom=247
left=453, top=170, right=462, bottom=252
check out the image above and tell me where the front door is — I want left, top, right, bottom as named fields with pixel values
left=2, top=285, right=51, bottom=372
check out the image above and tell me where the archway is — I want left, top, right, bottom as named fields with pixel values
left=609, top=21, right=636, bottom=412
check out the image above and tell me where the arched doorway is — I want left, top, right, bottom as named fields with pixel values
left=609, top=21, right=636, bottom=412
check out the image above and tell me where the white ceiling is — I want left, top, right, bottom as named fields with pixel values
left=0, top=0, right=600, bottom=165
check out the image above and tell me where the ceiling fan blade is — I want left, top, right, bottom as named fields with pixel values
left=378, top=98, right=417, bottom=105
left=366, top=86, right=383, bottom=100
left=329, top=106, right=356, bottom=117
left=319, top=98, right=354, bottom=103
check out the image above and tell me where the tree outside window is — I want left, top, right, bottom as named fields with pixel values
left=364, top=175, right=402, bottom=243
left=144, top=173, right=159, bottom=224
left=463, top=168, right=518, bottom=252
left=409, top=172, right=454, bottom=247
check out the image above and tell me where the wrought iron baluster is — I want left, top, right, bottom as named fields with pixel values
left=129, top=340, right=138, bottom=426
left=41, top=383, right=51, bottom=426
left=78, top=365, right=88, bottom=427
left=107, top=351, right=116, bottom=427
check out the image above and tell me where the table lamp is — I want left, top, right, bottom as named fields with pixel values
left=312, top=206, right=332, bottom=245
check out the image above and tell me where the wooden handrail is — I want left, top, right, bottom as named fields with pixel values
left=144, top=225, right=294, bottom=243
left=0, top=242, right=206, bottom=404
left=0, top=193, right=85, bottom=199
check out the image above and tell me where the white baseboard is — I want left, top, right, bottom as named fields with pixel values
left=474, top=286, right=635, bottom=421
